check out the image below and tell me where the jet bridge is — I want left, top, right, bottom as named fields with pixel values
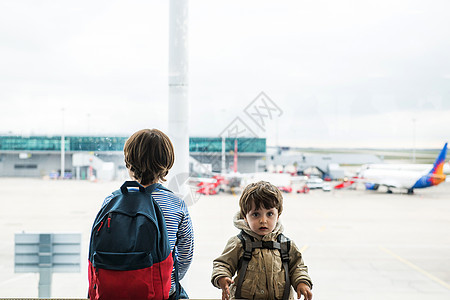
left=72, top=153, right=115, bottom=181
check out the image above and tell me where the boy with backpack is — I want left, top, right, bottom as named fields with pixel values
left=211, top=181, right=313, bottom=300
left=88, top=129, right=194, bottom=300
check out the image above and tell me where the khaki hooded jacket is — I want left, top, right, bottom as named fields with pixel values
left=211, top=212, right=312, bottom=299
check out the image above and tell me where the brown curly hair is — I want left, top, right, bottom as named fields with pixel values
left=239, top=181, right=283, bottom=218
left=124, top=129, right=175, bottom=185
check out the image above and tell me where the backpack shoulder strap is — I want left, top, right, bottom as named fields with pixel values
left=235, top=230, right=253, bottom=299
left=277, top=233, right=291, bottom=300
left=111, top=189, right=121, bottom=197
left=237, top=231, right=254, bottom=259
left=277, top=233, right=291, bottom=259
left=154, top=184, right=173, bottom=194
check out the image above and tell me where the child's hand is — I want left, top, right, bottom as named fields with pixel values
left=218, top=276, right=234, bottom=300
left=296, top=282, right=313, bottom=300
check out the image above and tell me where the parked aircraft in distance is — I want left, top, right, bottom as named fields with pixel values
left=191, top=139, right=297, bottom=195
left=358, top=162, right=449, bottom=174
left=357, top=143, right=447, bottom=194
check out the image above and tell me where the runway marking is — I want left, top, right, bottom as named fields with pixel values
left=379, top=246, right=450, bottom=290
left=300, top=245, right=309, bottom=253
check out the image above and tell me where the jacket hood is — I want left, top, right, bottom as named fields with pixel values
left=233, top=211, right=284, bottom=241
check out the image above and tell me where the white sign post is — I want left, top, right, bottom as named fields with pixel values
left=15, top=233, right=81, bottom=298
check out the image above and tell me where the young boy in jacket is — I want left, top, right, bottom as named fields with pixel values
left=211, top=181, right=312, bottom=300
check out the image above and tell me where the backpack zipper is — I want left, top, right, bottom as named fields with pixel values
left=95, top=222, right=104, bottom=236
left=107, top=213, right=112, bottom=232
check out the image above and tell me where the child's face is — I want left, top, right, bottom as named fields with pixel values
left=244, top=203, right=279, bottom=236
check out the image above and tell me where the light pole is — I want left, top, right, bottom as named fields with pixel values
left=61, top=108, right=65, bottom=179
left=412, top=118, right=416, bottom=163
left=87, top=113, right=91, bottom=135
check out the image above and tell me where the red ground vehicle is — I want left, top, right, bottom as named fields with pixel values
left=196, top=175, right=226, bottom=195
left=296, top=185, right=310, bottom=194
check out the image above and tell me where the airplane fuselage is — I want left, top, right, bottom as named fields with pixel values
left=358, top=143, right=448, bottom=193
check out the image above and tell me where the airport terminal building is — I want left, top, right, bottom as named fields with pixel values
left=0, top=135, right=266, bottom=180
left=0, top=135, right=387, bottom=181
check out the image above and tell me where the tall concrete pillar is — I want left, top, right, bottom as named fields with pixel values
left=168, top=0, right=191, bottom=200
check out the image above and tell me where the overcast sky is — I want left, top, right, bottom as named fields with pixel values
left=1, top=0, right=449, bottom=149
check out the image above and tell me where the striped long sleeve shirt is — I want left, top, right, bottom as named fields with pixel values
left=102, top=184, right=194, bottom=294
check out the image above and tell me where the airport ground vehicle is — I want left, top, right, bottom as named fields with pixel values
left=296, top=185, right=310, bottom=194
left=306, top=177, right=324, bottom=189
left=322, top=183, right=331, bottom=192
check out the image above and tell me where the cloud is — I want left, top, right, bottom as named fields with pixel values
left=1, top=0, right=449, bottom=148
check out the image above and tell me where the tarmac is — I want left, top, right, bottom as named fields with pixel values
left=1, top=177, right=450, bottom=299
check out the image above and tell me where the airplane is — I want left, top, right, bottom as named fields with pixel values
left=356, top=161, right=450, bottom=174
left=357, top=143, right=447, bottom=194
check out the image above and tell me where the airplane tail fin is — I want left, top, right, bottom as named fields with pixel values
left=429, top=142, right=447, bottom=176
left=412, top=143, right=447, bottom=189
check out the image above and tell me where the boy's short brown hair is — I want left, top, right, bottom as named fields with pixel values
left=124, top=129, right=174, bottom=186
left=239, top=181, right=283, bottom=217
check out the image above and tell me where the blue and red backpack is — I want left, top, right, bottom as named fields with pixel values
left=88, top=181, right=175, bottom=300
